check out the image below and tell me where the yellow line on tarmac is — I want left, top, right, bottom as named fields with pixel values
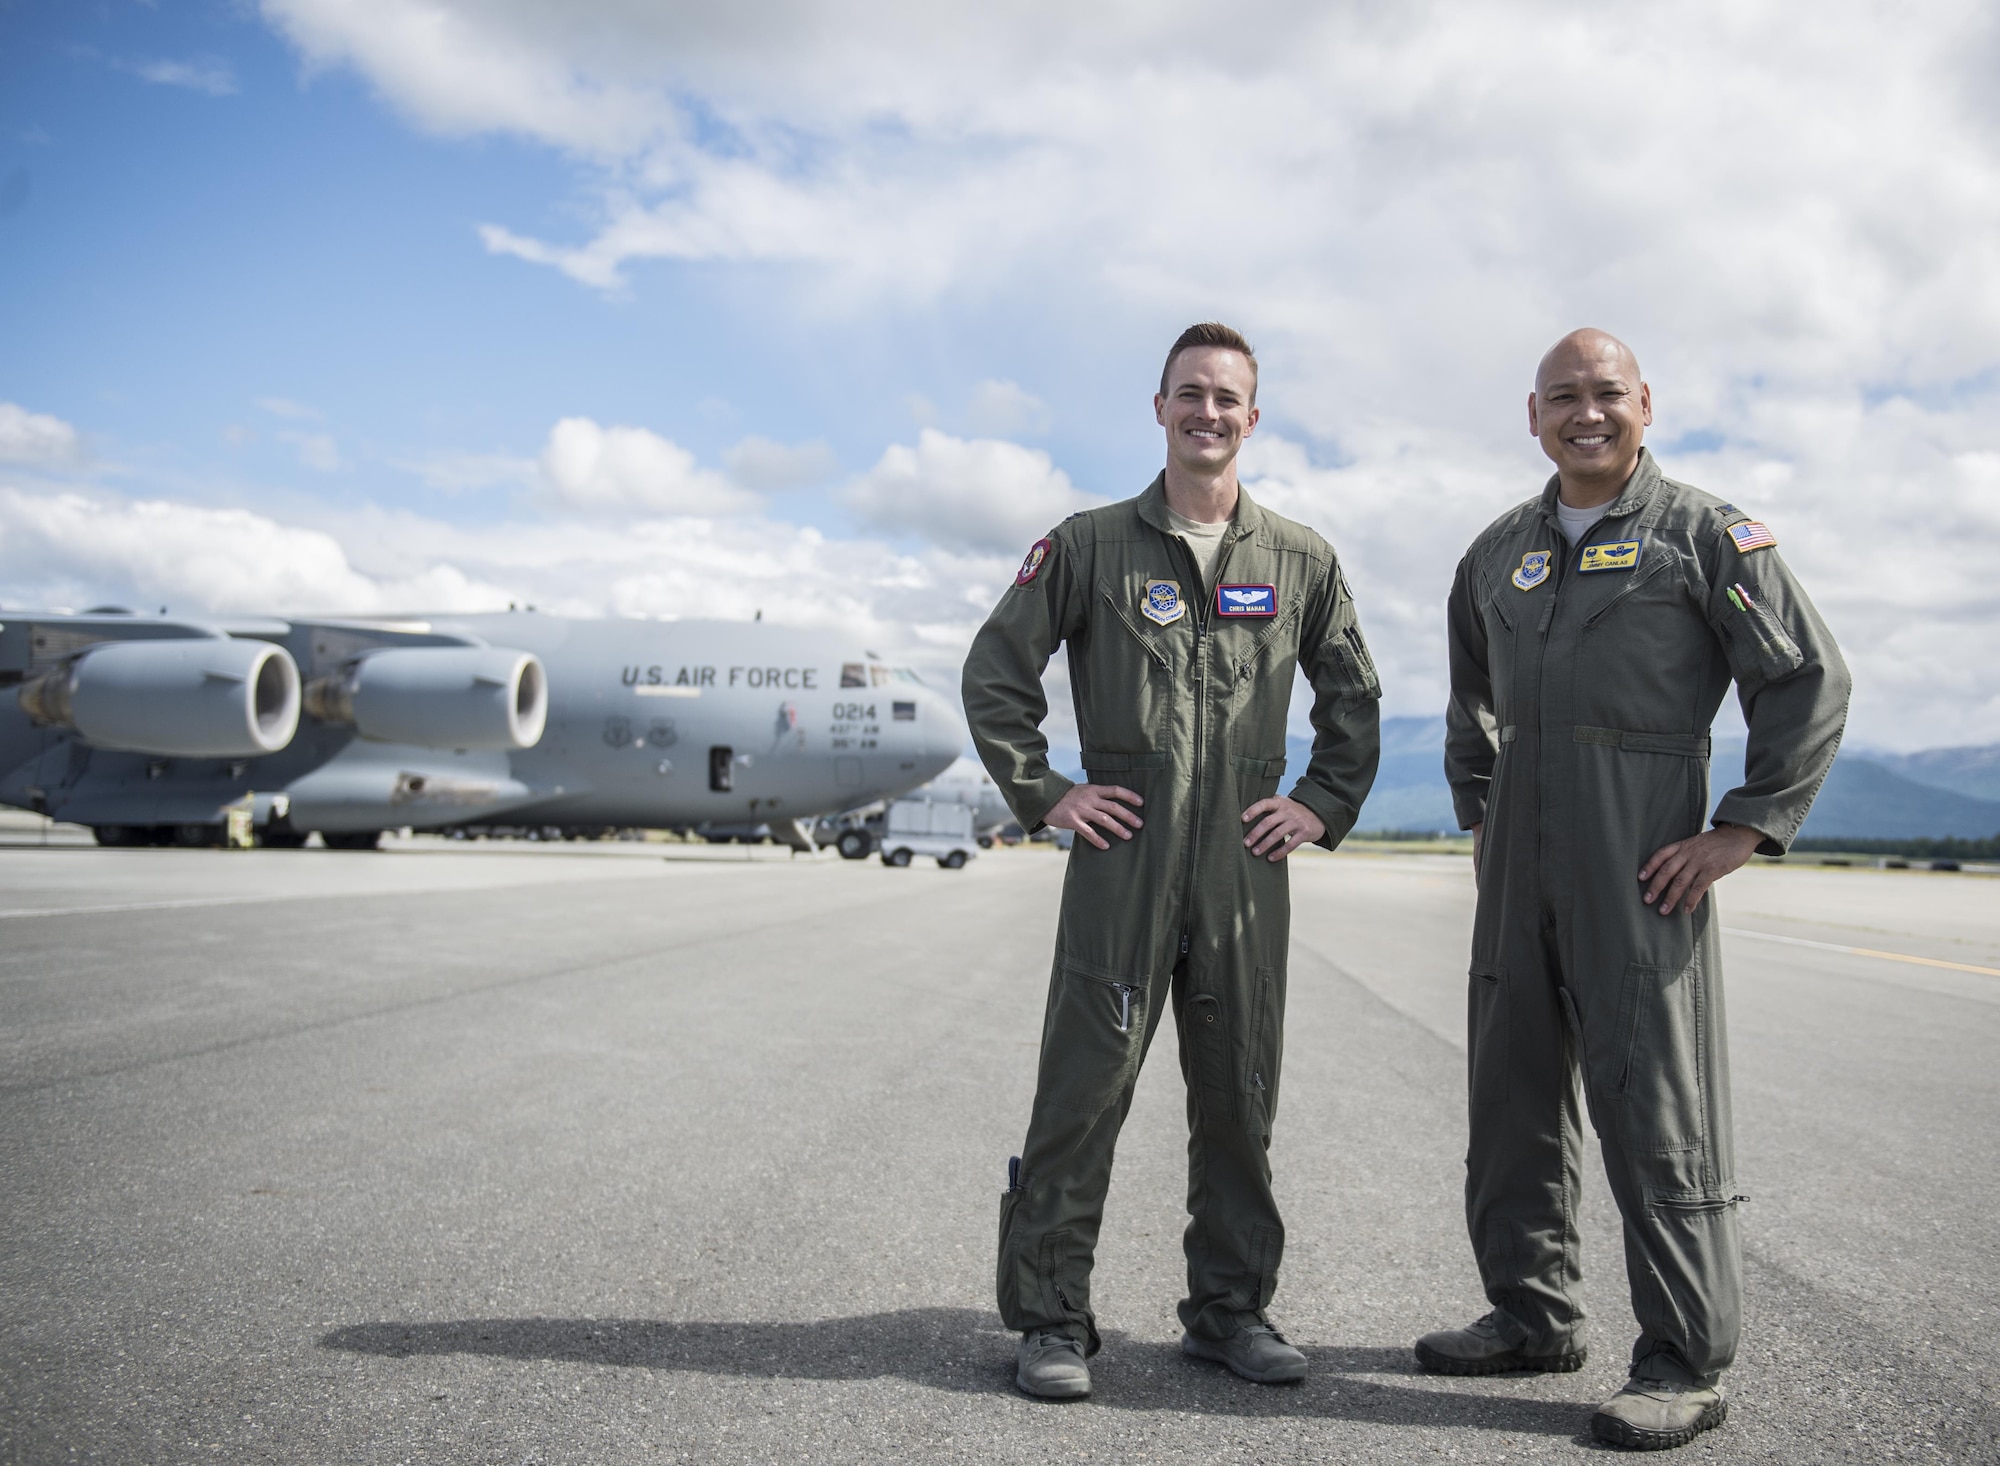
left=1724, top=926, right=2000, bottom=979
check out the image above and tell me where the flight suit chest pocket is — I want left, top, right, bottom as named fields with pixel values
left=1037, top=956, right=1149, bottom=1115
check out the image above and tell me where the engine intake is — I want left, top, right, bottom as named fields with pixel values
left=19, top=637, right=301, bottom=757
left=304, top=646, right=547, bottom=750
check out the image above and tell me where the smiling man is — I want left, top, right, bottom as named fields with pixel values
left=1425, top=329, right=1850, bottom=1449
left=963, top=322, right=1381, bottom=1400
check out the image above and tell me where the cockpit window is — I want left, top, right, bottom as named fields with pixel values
left=870, top=664, right=893, bottom=687
left=895, top=668, right=924, bottom=684
left=841, top=662, right=868, bottom=688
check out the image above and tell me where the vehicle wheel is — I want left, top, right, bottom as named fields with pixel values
left=322, top=830, right=382, bottom=851
left=884, top=848, right=912, bottom=867
left=976, top=835, right=994, bottom=849
left=836, top=830, right=871, bottom=861
left=941, top=850, right=968, bottom=869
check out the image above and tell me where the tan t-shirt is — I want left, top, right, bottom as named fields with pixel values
left=1166, top=506, right=1232, bottom=591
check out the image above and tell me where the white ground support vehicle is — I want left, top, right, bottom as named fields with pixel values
left=878, top=799, right=979, bottom=869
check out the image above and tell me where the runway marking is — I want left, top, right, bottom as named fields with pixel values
left=0, top=869, right=673, bottom=921
left=0, top=893, right=323, bottom=920
left=1725, top=926, right=2000, bottom=979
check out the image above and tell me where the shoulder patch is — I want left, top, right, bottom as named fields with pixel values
left=1015, top=537, right=1053, bottom=585
left=1727, top=520, right=1777, bottom=554
left=1715, top=502, right=1744, bottom=519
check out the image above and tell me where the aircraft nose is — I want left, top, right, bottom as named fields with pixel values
left=908, top=684, right=966, bottom=779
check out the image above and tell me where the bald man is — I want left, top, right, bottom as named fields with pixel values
left=1423, top=330, right=1849, bottom=1450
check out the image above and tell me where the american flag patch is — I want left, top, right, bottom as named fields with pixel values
left=1727, top=520, right=1777, bottom=553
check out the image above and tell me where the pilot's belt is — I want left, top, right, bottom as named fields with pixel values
left=1496, top=725, right=1711, bottom=758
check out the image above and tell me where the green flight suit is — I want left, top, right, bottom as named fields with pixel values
left=1443, top=449, right=1849, bottom=1386
left=964, top=475, right=1381, bottom=1350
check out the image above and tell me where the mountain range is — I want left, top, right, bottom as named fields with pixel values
left=1295, top=717, right=2000, bottom=840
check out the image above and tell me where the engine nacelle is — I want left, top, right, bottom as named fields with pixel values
left=304, top=646, right=547, bottom=750
left=19, top=637, right=301, bottom=757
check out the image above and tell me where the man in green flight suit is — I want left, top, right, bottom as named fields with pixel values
left=1423, top=328, right=1849, bottom=1450
left=963, top=322, right=1382, bottom=1400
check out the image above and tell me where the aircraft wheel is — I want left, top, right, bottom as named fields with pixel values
left=322, top=830, right=382, bottom=851
left=259, top=826, right=308, bottom=850
left=93, top=824, right=145, bottom=847
left=882, top=848, right=913, bottom=867
left=836, top=830, right=871, bottom=861
left=940, top=851, right=968, bottom=869
left=174, top=823, right=222, bottom=848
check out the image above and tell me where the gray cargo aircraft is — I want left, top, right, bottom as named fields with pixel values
left=0, top=608, right=965, bottom=848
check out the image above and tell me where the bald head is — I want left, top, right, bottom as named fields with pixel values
left=1528, top=327, right=1652, bottom=506
left=1536, top=328, right=1642, bottom=394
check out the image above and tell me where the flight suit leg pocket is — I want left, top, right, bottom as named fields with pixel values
left=1468, top=961, right=1510, bottom=1105
left=1182, top=992, right=1237, bottom=1129
left=1612, top=959, right=1706, bottom=1153
left=1243, top=965, right=1280, bottom=1136
left=1037, top=956, right=1148, bottom=1115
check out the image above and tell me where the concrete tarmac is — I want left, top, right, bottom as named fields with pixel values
left=1, top=841, right=1995, bottom=1463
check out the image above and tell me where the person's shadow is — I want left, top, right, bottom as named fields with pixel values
left=322, top=1306, right=1586, bottom=1436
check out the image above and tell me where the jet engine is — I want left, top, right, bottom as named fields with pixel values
left=18, top=637, right=302, bottom=757
left=304, top=646, right=547, bottom=750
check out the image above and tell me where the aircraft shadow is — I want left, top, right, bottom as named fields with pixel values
left=322, top=1306, right=1587, bottom=1435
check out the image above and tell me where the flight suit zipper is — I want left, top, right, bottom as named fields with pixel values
left=1171, top=527, right=1240, bottom=961
left=1110, top=982, right=1135, bottom=1033
left=1530, top=511, right=1570, bottom=881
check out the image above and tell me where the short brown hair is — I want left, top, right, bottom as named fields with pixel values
left=1160, top=322, right=1258, bottom=402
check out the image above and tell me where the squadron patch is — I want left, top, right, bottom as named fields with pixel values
left=1216, top=584, right=1278, bottom=617
left=1511, top=550, right=1552, bottom=591
left=1578, top=540, right=1642, bottom=573
left=1015, top=537, right=1052, bottom=586
left=1140, top=578, right=1186, bottom=626
left=1727, top=520, right=1778, bottom=553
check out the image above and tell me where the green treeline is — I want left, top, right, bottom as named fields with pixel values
left=1790, top=835, right=2000, bottom=860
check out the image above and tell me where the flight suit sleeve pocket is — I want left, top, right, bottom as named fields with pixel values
left=1037, top=957, right=1149, bottom=1115
left=1720, top=597, right=1805, bottom=686
left=1326, top=625, right=1381, bottom=699
left=1467, top=961, right=1509, bottom=1105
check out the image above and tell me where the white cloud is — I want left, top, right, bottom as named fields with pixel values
left=538, top=417, right=759, bottom=516
left=965, top=379, right=1051, bottom=438
left=0, top=403, right=81, bottom=466
left=722, top=435, right=837, bottom=491
left=281, top=431, right=344, bottom=473
left=255, top=396, right=322, bottom=421
left=0, top=488, right=509, bottom=615
left=844, top=429, right=1099, bottom=556
left=395, top=450, right=539, bottom=493
left=0, top=481, right=1011, bottom=697
left=235, top=1, right=2000, bottom=746
left=119, top=56, right=238, bottom=96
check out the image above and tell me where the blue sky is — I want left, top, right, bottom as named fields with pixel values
left=3, top=0, right=1999, bottom=750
